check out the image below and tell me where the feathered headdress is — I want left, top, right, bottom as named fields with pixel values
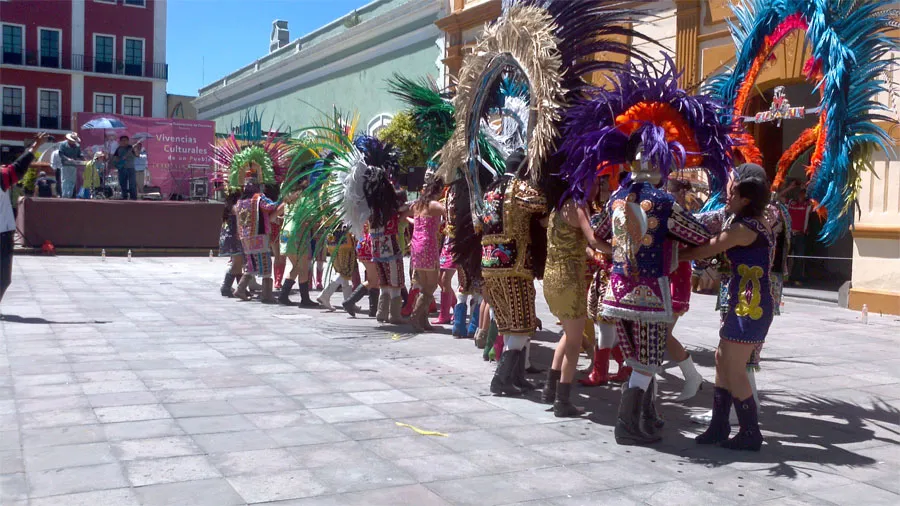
left=211, top=109, right=291, bottom=190
left=704, top=0, right=899, bottom=243
left=557, top=55, right=733, bottom=206
left=354, top=135, right=401, bottom=179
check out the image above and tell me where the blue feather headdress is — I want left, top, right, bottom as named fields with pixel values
left=557, top=54, right=734, bottom=207
left=704, top=0, right=899, bottom=244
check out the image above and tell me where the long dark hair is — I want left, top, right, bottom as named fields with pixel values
left=413, top=177, right=443, bottom=214
left=222, top=190, right=240, bottom=221
left=365, top=167, right=400, bottom=229
left=733, top=163, right=769, bottom=220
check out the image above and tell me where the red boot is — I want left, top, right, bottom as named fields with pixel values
left=431, top=291, right=453, bottom=325
left=609, top=345, right=633, bottom=382
left=401, top=288, right=420, bottom=317
left=429, top=298, right=438, bottom=314
left=579, top=347, right=611, bottom=387
left=274, top=262, right=286, bottom=290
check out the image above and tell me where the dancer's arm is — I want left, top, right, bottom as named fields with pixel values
left=680, top=223, right=756, bottom=261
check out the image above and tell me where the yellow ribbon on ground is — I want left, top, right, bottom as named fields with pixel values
left=395, top=422, right=448, bottom=437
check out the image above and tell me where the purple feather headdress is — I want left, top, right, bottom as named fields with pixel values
left=556, top=54, right=734, bottom=206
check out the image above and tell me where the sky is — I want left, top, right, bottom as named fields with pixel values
left=166, top=0, right=372, bottom=96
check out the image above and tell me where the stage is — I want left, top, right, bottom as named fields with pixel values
left=16, top=198, right=224, bottom=250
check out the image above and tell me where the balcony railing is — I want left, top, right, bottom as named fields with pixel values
left=1, top=113, right=66, bottom=130
left=0, top=51, right=168, bottom=79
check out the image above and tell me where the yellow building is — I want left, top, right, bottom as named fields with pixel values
left=435, top=0, right=899, bottom=315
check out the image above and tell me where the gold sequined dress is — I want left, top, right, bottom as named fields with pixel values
left=543, top=209, right=587, bottom=320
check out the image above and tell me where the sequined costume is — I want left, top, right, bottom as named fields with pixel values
left=411, top=214, right=441, bottom=271
left=219, top=213, right=242, bottom=257
left=721, top=216, right=775, bottom=344
left=356, top=222, right=373, bottom=262
left=328, top=228, right=358, bottom=278
left=236, top=194, right=278, bottom=276
left=371, top=214, right=405, bottom=287
left=439, top=186, right=456, bottom=270
left=543, top=209, right=587, bottom=320
left=279, top=200, right=311, bottom=256
left=481, top=176, right=547, bottom=336
left=597, top=181, right=712, bottom=374
left=670, top=259, right=693, bottom=316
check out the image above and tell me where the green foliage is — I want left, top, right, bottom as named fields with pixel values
left=377, top=112, right=426, bottom=170
left=20, top=166, right=38, bottom=193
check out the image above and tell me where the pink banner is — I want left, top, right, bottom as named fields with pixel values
left=76, top=113, right=215, bottom=198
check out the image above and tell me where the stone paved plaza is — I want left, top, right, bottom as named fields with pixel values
left=1, top=256, right=898, bottom=505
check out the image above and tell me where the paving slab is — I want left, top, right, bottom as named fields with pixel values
left=1, top=257, right=897, bottom=505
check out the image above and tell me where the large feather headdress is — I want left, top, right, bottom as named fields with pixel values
left=211, top=109, right=291, bottom=190
left=557, top=55, right=734, bottom=206
left=704, top=0, right=899, bottom=243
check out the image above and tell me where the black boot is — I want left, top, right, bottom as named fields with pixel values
left=512, top=349, right=538, bottom=391
left=721, top=395, right=762, bottom=451
left=554, top=382, right=585, bottom=418
left=297, top=282, right=320, bottom=308
left=696, top=387, right=732, bottom=445
left=277, top=279, right=295, bottom=306
left=540, top=369, right=561, bottom=404
left=400, top=286, right=408, bottom=305
left=641, top=378, right=664, bottom=436
left=614, top=387, right=661, bottom=445
left=220, top=273, right=236, bottom=297
left=342, top=285, right=368, bottom=317
left=367, top=288, right=379, bottom=317
left=490, top=349, right=523, bottom=396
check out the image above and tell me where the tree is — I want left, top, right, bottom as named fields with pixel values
left=376, top=111, right=426, bottom=171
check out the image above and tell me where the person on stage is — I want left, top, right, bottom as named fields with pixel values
left=681, top=164, right=774, bottom=452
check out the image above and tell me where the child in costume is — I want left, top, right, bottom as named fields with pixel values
left=317, top=226, right=358, bottom=311
left=218, top=190, right=244, bottom=298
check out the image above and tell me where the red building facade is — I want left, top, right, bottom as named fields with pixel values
left=1, top=0, right=167, bottom=162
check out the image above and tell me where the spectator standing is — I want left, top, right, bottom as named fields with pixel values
left=134, top=143, right=148, bottom=198
left=111, top=136, right=137, bottom=200
left=58, top=133, right=84, bottom=198
left=2, top=133, right=49, bottom=314
left=50, top=148, right=62, bottom=197
left=33, top=171, right=57, bottom=198
left=786, top=181, right=811, bottom=284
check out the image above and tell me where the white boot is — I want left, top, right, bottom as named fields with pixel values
left=317, top=280, right=339, bottom=311
left=674, top=355, right=704, bottom=402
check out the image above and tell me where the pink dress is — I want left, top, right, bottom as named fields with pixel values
left=411, top=214, right=441, bottom=270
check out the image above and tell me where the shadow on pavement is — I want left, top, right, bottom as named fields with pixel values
left=0, top=315, right=110, bottom=325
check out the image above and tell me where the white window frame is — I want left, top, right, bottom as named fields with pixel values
left=1, top=22, right=26, bottom=64
left=93, top=92, right=115, bottom=114
left=123, top=0, right=146, bottom=8
left=1, top=85, right=26, bottom=127
left=367, top=113, right=393, bottom=136
left=121, top=95, right=143, bottom=117
left=37, top=27, right=63, bottom=69
left=94, top=0, right=117, bottom=4
left=37, top=88, right=62, bottom=130
left=122, top=36, right=145, bottom=76
left=92, top=33, right=116, bottom=73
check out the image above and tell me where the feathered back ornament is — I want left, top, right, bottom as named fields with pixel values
left=211, top=109, right=292, bottom=190
left=355, top=135, right=401, bottom=179
left=557, top=55, right=733, bottom=206
left=704, top=0, right=899, bottom=243
left=228, top=145, right=276, bottom=188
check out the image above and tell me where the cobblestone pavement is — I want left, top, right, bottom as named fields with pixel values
left=1, top=256, right=898, bottom=505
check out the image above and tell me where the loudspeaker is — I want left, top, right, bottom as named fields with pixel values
left=189, top=177, right=208, bottom=200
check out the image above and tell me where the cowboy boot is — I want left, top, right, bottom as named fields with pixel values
left=409, top=294, right=431, bottom=332
left=490, top=349, right=523, bottom=396
left=541, top=369, right=561, bottom=404
left=376, top=291, right=391, bottom=322
left=220, top=272, right=236, bottom=297
left=483, top=320, right=497, bottom=361
left=512, top=348, right=538, bottom=391
left=233, top=274, right=252, bottom=301
left=274, top=262, right=285, bottom=290
left=342, top=284, right=368, bottom=317
left=579, top=347, right=611, bottom=387
left=317, top=279, right=340, bottom=311
left=277, top=279, right=295, bottom=306
left=614, top=387, right=661, bottom=445
left=451, top=301, right=468, bottom=337
left=388, top=295, right=404, bottom=325
left=492, top=335, right=504, bottom=363
left=609, top=345, right=633, bottom=382
left=401, top=287, right=420, bottom=317
left=261, top=278, right=276, bottom=304
left=721, top=396, right=763, bottom=451
left=400, top=286, right=408, bottom=305
left=432, top=291, right=452, bottom=325
left=368, top=288, right=380, bottom=317
left=641, top=378, right=664, bottom=435
left=474, top=329, right=487, bottom=349
left=297, top=282, right=320, bottom=308
left=554, top=382, right=585, bottom=418
left=467, top=297, right=481, bottom=337
left=674, top=355, right=704, bottom=402
left=696, top=387, right=733, bottom=445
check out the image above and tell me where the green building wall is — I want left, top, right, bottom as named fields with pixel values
left=210, top=39, right=440, bottom=135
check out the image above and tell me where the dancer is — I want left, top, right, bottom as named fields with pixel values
left=665, top=177, right=704, bottom=401
left=344, top=221, right=380, bottom=318
left=480, top=152, right=548, bottom=396
left=218, top=190, right=244, bottom=297
left=542, top=174, right=611, bottom=416
left=681, top=164, right=773, bottom=451
left=557, top=57, right=731, bottom=445
left=233, top=169, right=279, bottom=303
left=278, top=188, right=319, bottom=307
left=317, top=225, right=358, bottom=311
left=407, top=175, right=445, bottom=331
